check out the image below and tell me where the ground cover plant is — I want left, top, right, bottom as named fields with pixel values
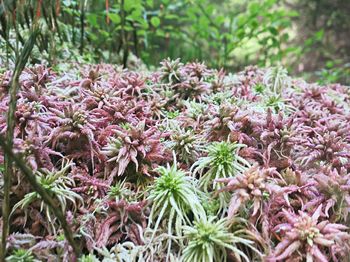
left=1, top=59, right=350, bottom=261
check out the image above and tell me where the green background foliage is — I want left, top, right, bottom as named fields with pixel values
left=0, top=0, right=349, bottom=84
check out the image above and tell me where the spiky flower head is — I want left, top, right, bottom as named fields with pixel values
left=11, top=160, right=83, bottom=234
left=107, top=179, right=133, bottom=202
left=314, top=167, right=350, bottom=220
left=183, top=100, right=208, bottom=120
left=78, top=254, right=99, bottom=262
left=264, top=94, right=289, bottom=113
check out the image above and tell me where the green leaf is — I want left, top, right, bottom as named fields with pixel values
left=131, top=9, right=142, bottom=20
left=126, top=0, right=143, bottom=11
left=88, top=32, right=98, bottom=41
left=146, top=0, right=153, bottom=7
left=315, top=29, right=324, bottom=40
left=86, top=14, right=98, bottom=27
left=269, top=27, right=278, bottom=36
left=124, top=0, right=135, bottom=12
left=108, top=13, right=121, bottom=24
left=156, top=29, right=166, bottom=37
left=282, top=32, right=289, bottom=41
left=139, top=19, right=149, bottom=29
left=288, top=10, right=299, bottom=17
left=265, top=0, right=277, bottom=7
left=151, top=17, right=161, bottom=27
left=326, top=61, right=334, bottom=68
left=214, top=15, right=225, bottom=26
left=165, top=14, right=179, bottom=20
left=248, top=2, right=260, bottom=13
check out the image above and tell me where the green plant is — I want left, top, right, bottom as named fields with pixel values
left=11, top=160, right=83, bottom=234
left=261, top=94, right=295, bottom=114
left=160, top=58, right=184, bottom=84
left=78, top=254, right=99, bottom=262
left=5, top=249, right=35, bottom=262
left=191, top=141, right=251, bottom=215
left=263, top=66, right=291, bottom=94
left=259, top=66, right=295, bottom=114
left=147, top=155, right=205, bottom=259
left=316, top=61, right=350, bottom=85
left=93, top=242, right=144, bottom=262
left=1, top=26, right=39, bottom=260
left=0, top=0, right=298, bottom=70
left=182, top=216, right=256, bottom=262
left=165, top=126, right=203, bottom=165
left=107, top=179, right=133, bottom=202
left=192, top=141, right=250, bottom=192
left=183, top=100, right=208, bottom=120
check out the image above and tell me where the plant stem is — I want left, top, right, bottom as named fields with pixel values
left=120, top=0, right=128, bottom=68
left=80, top=0, right=85, bottom=55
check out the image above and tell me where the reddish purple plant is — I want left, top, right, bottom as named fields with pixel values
left=112, top=71, right=146, bottom=98
left=94, top=200, right=147, bottom=248
left=20, top=65, right=55, bottom=93
left=293, top=118, right=350, bottom=170
left=101, top=121, right=167, bottom=178
left=314, top=167, right=350, bottom=221
left=46, top=104, right=99, bottom=159
left=258, top=109, right=294, bottom=169
left=270, top=205, right=350, bottom=261
left=217, top=165, right=280, bottom=218
left=1, top=60, right=350, bottom=260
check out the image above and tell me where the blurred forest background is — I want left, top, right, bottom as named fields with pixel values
left=0, top=0, right=349, bottom=84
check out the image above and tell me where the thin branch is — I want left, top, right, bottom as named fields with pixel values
left=120, top=0, right=128, bottom=68
left=79, top=0, right=86, bottom=55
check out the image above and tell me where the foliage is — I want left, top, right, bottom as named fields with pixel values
left=270, top=205, right=350, bottom=261
left=217, top=165, right=279, bottom=218
left=182, top=216, right=256, bottom=262
left=0, top=0, right=299, bottom=70
left=1, top=60, right=350, bottom=260
left=316, top=61, right=350, bottom=85
left=192, top=141, right=250, bottom=192
left=263, top=66, right=291, bottom=94
left=6, top=249, right=35, bottom=262
left=165, top=125, right=202, bottom=165
left=102, top=121, right=166, bottom=178
left=292, top=0, right=350, bottom=84
left=147, top=156, right=205, bottom=258
left=11, top=160, right=83, bottom=234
